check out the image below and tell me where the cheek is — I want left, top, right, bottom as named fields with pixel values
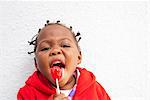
left=69, top=50, right=79, bottom=65
left=72, top=49, right=80, bottom=60
left=36, top=53, right=49, bottom=69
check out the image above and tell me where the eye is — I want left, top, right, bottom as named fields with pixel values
left=62, top=44, right=70, bottom=48
left=40, top=47, right=51, bottom=51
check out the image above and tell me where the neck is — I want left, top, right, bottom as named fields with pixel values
left=60, top=75, right=76, bottom=90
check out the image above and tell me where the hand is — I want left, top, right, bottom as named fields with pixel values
left=53, top=93, right=68, bottom=100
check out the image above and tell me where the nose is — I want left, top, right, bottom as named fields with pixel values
left=49, top=48, right=62, bottom=56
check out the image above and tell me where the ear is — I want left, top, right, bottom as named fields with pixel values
left=77, top=51, right=82, bottom=64
left=34, top=57, right=38, bottom=71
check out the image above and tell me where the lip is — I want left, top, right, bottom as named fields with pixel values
left=50, top=59, right=65, bottom=68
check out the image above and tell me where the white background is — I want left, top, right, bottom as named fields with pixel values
left=0, top=1, right=150, bottom=100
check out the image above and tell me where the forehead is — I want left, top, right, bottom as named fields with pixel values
left=37, top=24, right=74, bottom=42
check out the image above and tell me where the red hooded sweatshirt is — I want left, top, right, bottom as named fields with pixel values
left=17, top=67, right=110, bottom=100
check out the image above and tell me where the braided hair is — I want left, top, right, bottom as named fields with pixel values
left=28, top=20, right=81, bottom=55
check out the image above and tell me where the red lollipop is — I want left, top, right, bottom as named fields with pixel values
left=51, top=66, right=62, bottom=81
left=50, top=66, right=63, bottom=94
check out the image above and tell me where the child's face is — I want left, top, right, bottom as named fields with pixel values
left=35, top=24, right=82, bottom=87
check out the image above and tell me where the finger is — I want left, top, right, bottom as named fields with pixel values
left=62, top=97, right=69, bottom=100
left=53, top=93, right=66, bottom=100
left=55, top=93, right=66, bottom=97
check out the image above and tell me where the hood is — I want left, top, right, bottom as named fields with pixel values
left=25, top=67, right=96, bottom=95
left=75, top=67, right=96, bottom=95
left=25, top=71, right=56, bottom=95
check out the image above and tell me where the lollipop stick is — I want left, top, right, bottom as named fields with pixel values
left=56, top=78, right=60, bottom=94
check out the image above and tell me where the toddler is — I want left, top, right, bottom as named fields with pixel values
left=17, top=20, right=110, bottom=100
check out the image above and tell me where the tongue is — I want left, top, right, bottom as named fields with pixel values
left=50, top=66, right=62, bottom=80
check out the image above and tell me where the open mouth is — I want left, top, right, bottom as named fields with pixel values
left=50, top=59, right=65, bottom=81
left=50, top=60, right=65, bottom=68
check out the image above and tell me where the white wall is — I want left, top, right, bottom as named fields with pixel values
left=0, top=1, right=149, bottom=100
